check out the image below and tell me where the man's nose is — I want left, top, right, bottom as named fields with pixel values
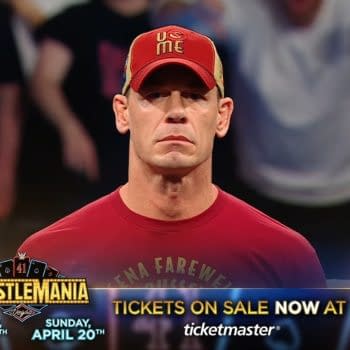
left=165, top=91, right=187, bottom=123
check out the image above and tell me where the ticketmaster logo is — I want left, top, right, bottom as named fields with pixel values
left=184, top=322, right=280, bottom=337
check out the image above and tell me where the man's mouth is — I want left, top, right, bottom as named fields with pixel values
left=159, top=135, right=193, bottom=143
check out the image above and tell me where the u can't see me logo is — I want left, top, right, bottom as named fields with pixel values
left=156, top=31, right=184, bottom=56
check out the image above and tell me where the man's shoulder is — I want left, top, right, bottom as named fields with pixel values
left=19, top=191, right=119, bottom=249
left=219, top=189, right=313, bottom=248
left=218, top=190, right=326, bottom=287
left=219, top=189, right=286, bottom=228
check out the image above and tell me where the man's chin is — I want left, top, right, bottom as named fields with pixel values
left=151, top=157, right=196, bottom=176
left=155, top=152, right=193, bottom=166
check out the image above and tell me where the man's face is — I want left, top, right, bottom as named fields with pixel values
left=114, top=65, right=233, bottom=176
left=283, top=0, right=322, bottom=26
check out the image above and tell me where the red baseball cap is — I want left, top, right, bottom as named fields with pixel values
left=122, top=25, right=224, bottom=96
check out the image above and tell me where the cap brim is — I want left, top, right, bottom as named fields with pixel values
left=129, top=58, right=217, bottom=93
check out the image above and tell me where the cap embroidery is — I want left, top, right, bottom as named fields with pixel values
left=156, top=31, right=184, bottom=56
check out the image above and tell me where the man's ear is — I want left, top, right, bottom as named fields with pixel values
left=216, top=97, right=234, bottom=138
left=113, top=94, right=129, bottom=134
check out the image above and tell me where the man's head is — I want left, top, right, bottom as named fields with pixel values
left=113, top=25, right=233, bottom=177
left=121, top=24, right=225, bottom=97
left=281, top=0, right=322, bottom=26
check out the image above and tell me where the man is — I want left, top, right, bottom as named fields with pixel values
left=18, top=25, right=326, bottom=288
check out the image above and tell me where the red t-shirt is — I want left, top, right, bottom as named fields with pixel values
left=18, top=189, right=326, bottom=287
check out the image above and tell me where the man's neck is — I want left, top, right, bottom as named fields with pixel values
left=119, top=167, right=218, bottom=221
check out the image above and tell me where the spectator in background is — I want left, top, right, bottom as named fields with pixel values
left=31, top=0, right=152, bottom=203
left=152, top=0, right=225, bottom=39
left=10, top=0, right=87, bottom=27
left=0, top=0, right=88, bottom=221
left=0, top=3, right=23, bottom=220
left=9, top=0, right=88, bottom=78
left=166, top=0, right=350, bottom=281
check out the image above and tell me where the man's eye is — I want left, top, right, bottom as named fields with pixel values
left=183, top=92, right=204, bottom=100
left=145, top=92, right=163, bottom=100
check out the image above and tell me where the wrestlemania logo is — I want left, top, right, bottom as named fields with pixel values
left=0, top=253, right=89, bottom=322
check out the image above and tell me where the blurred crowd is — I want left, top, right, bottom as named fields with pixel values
left=1, top=0, right=350, bottom=283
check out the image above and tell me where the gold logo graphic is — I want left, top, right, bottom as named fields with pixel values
left=156, top=31, right=184, bottom=56
left=0, top=254, right=90, bottom=321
